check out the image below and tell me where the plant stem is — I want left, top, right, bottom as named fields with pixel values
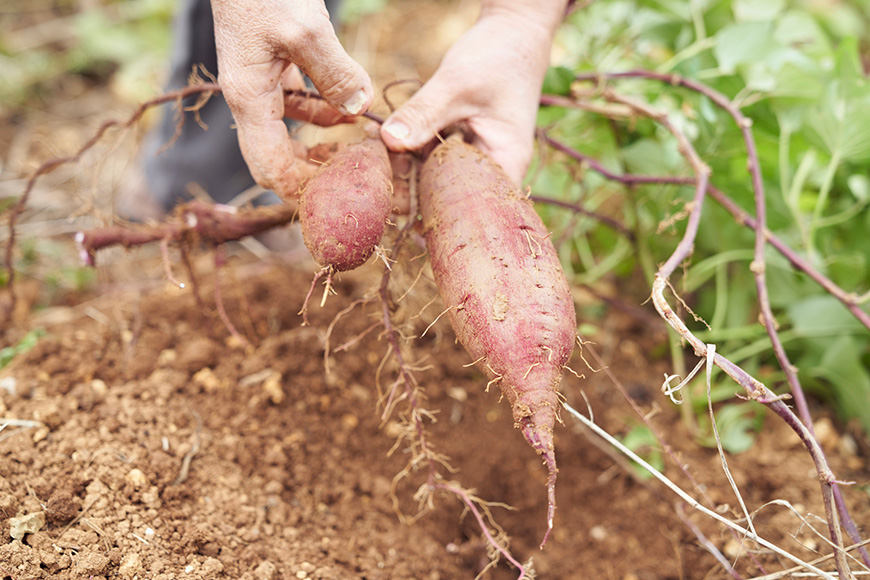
left=563, top=402, right=837, bottom=580
left=809, top=151, right=842, bottom=256
left=553, top=73, right=858, bottom=578
left=544, top=132, right=870, bottom=329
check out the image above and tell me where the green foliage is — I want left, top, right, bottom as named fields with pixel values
left=0, top=0, right=174, bottom=108
left=13, top=239, right=98, bottom=305
left=621, top=424, right=664, bottom=479
left=542, top=66, right=576, bottom=96
left=697, top=402, right=765, bottom=454
left=535, top=0, right=870, bottom=440
left=340, top=0, right=388, bottom=24
left=0, top=328, right=44, bottom=370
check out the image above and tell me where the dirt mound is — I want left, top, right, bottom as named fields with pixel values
left=1, top=261, right=866, bottom=579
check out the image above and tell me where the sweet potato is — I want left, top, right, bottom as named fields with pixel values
left=420, top=139, right=576, bottom=545
left=299, top=138, right=392, bottom=272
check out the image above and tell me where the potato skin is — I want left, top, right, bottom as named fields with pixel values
left=299, top=138, right=392, bottom=272
left=420, top=139, right=576, bottom=542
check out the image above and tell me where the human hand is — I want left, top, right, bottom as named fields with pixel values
left=379, top=1, right=567, bottom=185
left=211, top=0, right=374, bottom=197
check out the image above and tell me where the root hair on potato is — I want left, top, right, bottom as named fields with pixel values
left=462, top=355, right=487, bottom=368
left=576, top=335, right=607, bottom=373
left=298, top=268, right=326, bottom=326
left=419, top=304, right=454, bottom=338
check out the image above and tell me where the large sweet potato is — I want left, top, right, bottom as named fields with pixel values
left=420, top=139, right=576, bottom=545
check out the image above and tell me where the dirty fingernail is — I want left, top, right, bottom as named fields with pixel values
left=383, top=120, right=410, bottom=141
left=340, top=89, right=367, bottom=115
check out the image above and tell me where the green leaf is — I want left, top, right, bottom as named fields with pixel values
left=620, top=138, right=683, bottom=175
left=817, top=336, right=870, bottom=434
left=622, top=425, right=664, bottom=479
left=542, top=66, right=576, bottom=97
left=848, top=175, right=870, bottom=202
left=339, top=0, right=387, bottom=24
left=0, top=328, right=45, bottom=369
left=733, top=0, right=785, bottom=22
left=806, top=86, right=870, bottom=163
left=774, top=10, right=831, bottom=59
left=711, top=404, right=760, bottom=454
left=802, top=41, right=870, bottom=163
left=770, top=61, right=826, bottom=101
left=713, top=21, right=779, bottom=74
left=788, top=294, right=866, bottom=336
left=833, top=37, right=868, bottom=99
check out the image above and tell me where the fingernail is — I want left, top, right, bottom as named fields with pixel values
left=340, top=89, right=367, bottom=115
left=383, top=120, right=410, bottom=141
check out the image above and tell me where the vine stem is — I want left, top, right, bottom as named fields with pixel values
left=544, top=130, right=869, bottom=574
left=547, top=82, right=854, bottom=579
left=538, top=132, right=870, bottom=331
left=2, top=82, right=380, bottom=322
left=563, top=402, right=837, bottom=580
left=574, top=69, right=869, bottom=571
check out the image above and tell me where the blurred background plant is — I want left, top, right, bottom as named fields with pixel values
left=0, top=0, right=174, bottom=113
left=534, top=0, right=870, bottom=446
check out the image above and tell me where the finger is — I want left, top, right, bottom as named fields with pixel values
left=379, top=72, right=471, bottom=153
left=283, top=14, right=374, bottom=116
left=218, top=56, right=306, bottom=197
left=380, top=75, right=531, bottom=184
left=281, top=65, right=353, bottom=127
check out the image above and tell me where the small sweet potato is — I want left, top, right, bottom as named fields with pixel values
left=420, top=139, right=576, bottom=545
left=299, top=138, right=392, bottom=272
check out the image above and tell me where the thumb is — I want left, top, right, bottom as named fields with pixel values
left=380, top=77, right=468, bottom=152
left=289, top=21, right=374, bottom=116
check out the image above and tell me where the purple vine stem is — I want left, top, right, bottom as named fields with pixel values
left=550, top=68, right=870, bottom=569
left=542, top=76, right=860, bottom=578
left=545, top=130, right=870, bottom=571
left=562, top=72, right=870, bottom=332
left=538, top=134, right=870, bottom=332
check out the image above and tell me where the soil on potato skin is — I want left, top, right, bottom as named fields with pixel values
left=1, top=259, right=868, bottom=580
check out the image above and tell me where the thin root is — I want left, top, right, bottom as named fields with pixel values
left=420, top=304, right=454, bottom=338
left=160, top=238, right=186, bottom=289
left=298, top=269, right=327, bottom=326
left=320, top=270, right=336, bottom=308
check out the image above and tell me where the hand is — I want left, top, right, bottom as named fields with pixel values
left=211, top=0, right=374, bottom=197
left=379, top=1, right=567, bottom=185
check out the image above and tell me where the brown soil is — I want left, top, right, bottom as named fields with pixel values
left=1, top=256, right=867, bottom=580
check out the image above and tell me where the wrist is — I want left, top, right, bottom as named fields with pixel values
left=480, top=0, right=568, bottom=39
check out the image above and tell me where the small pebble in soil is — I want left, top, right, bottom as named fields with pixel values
left=9, top=511, right=45, bottom=540
left=0, top=376, right=17, bottom=396
left=119, top=552, right=141, bottom=578
left=254, top=560, right=277, bottom=580
left=589, top=525, right=608, bottom=542
left=125, top=468, right=149, bottom=489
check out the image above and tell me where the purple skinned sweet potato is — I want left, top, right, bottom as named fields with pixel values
left=299, top=138, right=392, bottom=272
left=420, top=138, right=576, bottom=546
